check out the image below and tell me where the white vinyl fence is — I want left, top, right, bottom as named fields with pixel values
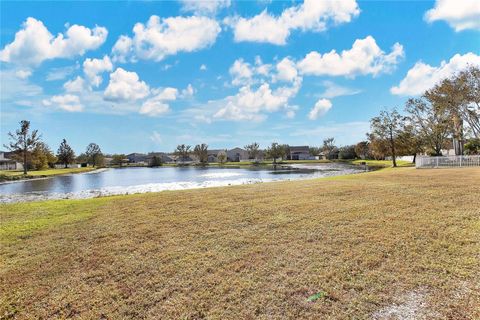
left=416, top=155, right=480, bottom=168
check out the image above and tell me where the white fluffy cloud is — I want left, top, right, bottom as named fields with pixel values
left=0, top=17, right=107, bottom=66
left=214, top=78, right=301, bottom=121
left=42, top=94, right=83, bottom=112
left=197, top=56, right=303, bottom=121
left=226, top=0, right=359, bottom=45
left=112, top=15, right=221, bottom=62
left=140, top=87, right=178, bottom=116
left=63, top=76, right=87, bottom=93
left=298, top=36, right=404, bottom=77
left=425, top=0, right=480, bottom=31
left=229, top=59, right=254, bottom=85
left=391, top=52, right=480, bottom=96
left=83, top=55, right=113, bottom=87
left=275, top=57, right=298, bottom=82
left=308, top=98, right=332, bottom=120
left=180, top=0, right=230, bottom=15
left=104, top=68, right=150, bottom=102
left=111, top=36, right=133, bottom=63
left=228, top=57, right=274, bottom=86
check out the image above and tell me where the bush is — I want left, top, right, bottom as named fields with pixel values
left=464, top=138, right=480, bottom=155
left=338, top=145, right=357, bottom=160
left=149, top=156, right=163, bottom=167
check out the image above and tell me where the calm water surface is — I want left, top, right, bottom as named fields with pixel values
left=0, top=163, right=363, bottom=203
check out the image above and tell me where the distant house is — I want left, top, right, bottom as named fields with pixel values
left=227, top=147, right=249, bottom=162
left=147, top=152, right=173, bottom=164
left=54, top=163, right=81, bottom=169
left=288, top=146, right=312, bottom=160
left=207, top=149, right=225, bottom=163
left=127, top=153, right=148, bottom=164
left=103, top=157, right=113, bottom=166
left=0, top=151, right=23, bottom=171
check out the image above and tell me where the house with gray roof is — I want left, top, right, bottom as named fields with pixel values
left=227, top=147, right=249, bottom=162
left=288, top=146, right=313, bottom=160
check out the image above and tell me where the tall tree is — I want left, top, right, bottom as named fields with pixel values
left=396, top=123, right=424, bottom=163
left=244, top=142, right=260, bottom=160
left=193, top=143, right=209, bottom=164
left=338, top=145, right=357, bottom=160
left=265, top=142, right=283, bottom=164
left=57, top=139, right=75, bottom=168
left=457, top=66, right=480, bottom=138
left=426, top=77, right=467, bottom=155
left=367, top=133, right=389, bottom=160
left=174, top=144, right=191, bottom=162
left=31, top=142, right=57, bottom=170
left=322, top=137, right=337, bottom=160
left=76, top=153, right=88, bottom=164
left=370, top=109, right=404, bottom=167
left=280, top=144, right=290, bottom=160
left=355, top=141, right=370, bottom=159
left=309, top=146, right=321, bottom=157
left=405, top=97, right=451, bottom=156
left=85, top=143, right=103, bottom=167
left=4, top=120, right=41, bottom=174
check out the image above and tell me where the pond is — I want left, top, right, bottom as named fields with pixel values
left=0, top=163, right=364, bottom=203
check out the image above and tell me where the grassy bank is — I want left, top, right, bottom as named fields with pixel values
left=1, top=168, right=479, bottom=319
left=0, top=167, right=97, bottom=182
left=349, top=159, right=414, bottom=167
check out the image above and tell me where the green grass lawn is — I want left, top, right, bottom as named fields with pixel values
left=349, top=159, right=414, bottom=167
left=1, top=167, right=479, bottom=319
left=190, top=159, right=411, bottom=167
left=208, top=159, right=332, bottom=166
left=0, top=167, right=96, bottom=182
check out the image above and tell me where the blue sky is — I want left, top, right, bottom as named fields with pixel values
left=1, top=0, right=479, bottom=154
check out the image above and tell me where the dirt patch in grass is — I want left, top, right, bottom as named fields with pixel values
left=372, top=288, right=435, bottom=319
left=1, top=167, right=479, bottom=319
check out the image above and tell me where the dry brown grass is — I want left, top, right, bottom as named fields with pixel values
left=1, top=167, right=479, bottom=319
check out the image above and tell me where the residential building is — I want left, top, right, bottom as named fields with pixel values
left=227, top=147, right=249, bottom=162
left=147, top=152, right=174, bottom=164
left=127, top=153, right=148, bottom=164
left=207, top=149, right=225, bottom=163
left=54, top=163, right=81, bottom=169
left=0, top=151, right=23, bottom=171
left=288, top=146, right=312, bottom=160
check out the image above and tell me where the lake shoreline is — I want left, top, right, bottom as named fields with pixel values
left=0, top=167, right=99, bottom=183
left=0, top=159, right=407, bottom=184
left=0, top=164, right=366, bottom=204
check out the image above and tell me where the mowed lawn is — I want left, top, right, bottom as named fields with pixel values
left=0, top=167, right=95, bottom=182
left=1, top=168, right=479, bottom=319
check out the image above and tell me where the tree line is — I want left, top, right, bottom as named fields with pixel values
left=168, top=138, right=354, bottom=166
left=367, top=65, right=479, bottom=167
left=4, top=121, right=104, bottom=174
